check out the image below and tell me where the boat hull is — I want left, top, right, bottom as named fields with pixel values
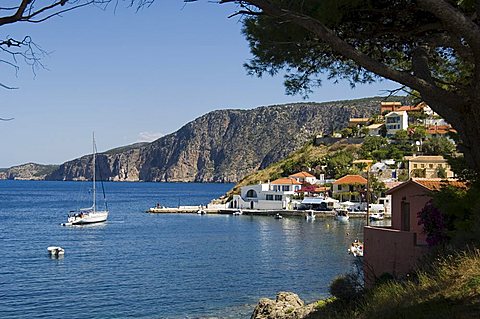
left=67, top=211, right=108, bottom=225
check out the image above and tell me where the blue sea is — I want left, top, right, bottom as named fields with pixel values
left=0, top=181, right=366, bottom=318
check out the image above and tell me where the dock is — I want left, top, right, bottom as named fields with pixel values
left=145, top=206, right=379, bottom=218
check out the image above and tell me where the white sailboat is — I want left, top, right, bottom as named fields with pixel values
left=62, top=133, right=109, bottom=226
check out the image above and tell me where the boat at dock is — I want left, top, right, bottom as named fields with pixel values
left=62, top=133, right=108, bottom=226
left=274, top=213, right=283, bottom=219
left=369, top=212, right=385, bottom=221
left=305, top=210, right=316, bottom=221
left=334, top=208, right=349, bottom=222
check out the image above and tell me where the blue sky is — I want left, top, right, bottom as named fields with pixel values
left=0, top=1, right=400, bottom=168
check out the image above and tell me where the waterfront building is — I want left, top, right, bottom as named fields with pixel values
left=332, top=174, right=367, bottom=202
left=364, top=178, right=467, bottom=286
left=231, top=177, right=302, bottom=210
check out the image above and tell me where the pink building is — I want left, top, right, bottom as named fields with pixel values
left=364, top=178, right=466, bottom=286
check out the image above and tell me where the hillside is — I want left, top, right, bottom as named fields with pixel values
left=0, top=163, right=59, bottom=180
left=2, top=97, right=406, bottom=182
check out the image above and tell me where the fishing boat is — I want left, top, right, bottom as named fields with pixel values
left=62, top=133, right=109, bottom=226
left=334, top=208, right=349, bottom=222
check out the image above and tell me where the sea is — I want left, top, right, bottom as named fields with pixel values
left=0, top=180, right=369, bottom=319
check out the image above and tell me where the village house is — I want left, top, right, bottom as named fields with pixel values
left=348, top=117, right=370, bottom=128
left=366, top=123, right=385, bottom=136
left=332, top=174, right=367, bottom=202
left=288, top=171, right=317, bottom=185
left=385, top=111, right=409, bottom=137
left=364, top=178, right=467, bottom=286
left=405, top=155, right=454, bottom=179
left=231, top=177, right=302, bottom=210
left=380, top=101, right=402, bottom=114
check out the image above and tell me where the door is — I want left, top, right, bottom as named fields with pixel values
left=401, top=201, right=410, bottom=231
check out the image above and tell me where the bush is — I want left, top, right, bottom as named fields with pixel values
left=329, top=273, right=363, bottom=301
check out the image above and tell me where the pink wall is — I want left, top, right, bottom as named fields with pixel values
left=364, top=226, right=429, bottom=286
left=390, top=182, right=431, bottom=245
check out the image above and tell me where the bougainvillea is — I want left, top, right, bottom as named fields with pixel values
left=418, top=200, right=448, bottom=246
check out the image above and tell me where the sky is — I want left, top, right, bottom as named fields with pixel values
left=0, top=1, right=400, bottom=168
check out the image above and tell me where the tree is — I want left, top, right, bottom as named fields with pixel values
left=422, top=137, right=456, bottom=157
left=0, top=0, right=109, bottom=89
left=225, top=0, right=480, bottom=175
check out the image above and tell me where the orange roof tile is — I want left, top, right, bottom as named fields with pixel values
left=333, top=175, right=367, bottom=185
left=414, top=178, right=468, bottom=191
left=386, top=178, right=468, bottom=194
left=290, top=171, right=316, bottom=178
left=271, top=177, right=303, bottom=185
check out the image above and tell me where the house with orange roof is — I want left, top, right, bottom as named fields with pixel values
left=289, top=171, right=317, bottom=185
left=348, top=117, right=371, bottom=128
left=364, top=178, right=467, bottom=286
left=380, top=101, right=402, bottom=114
left=230, top=177, right=302, bottom=210
left=332, top=174, right=367, bottom=202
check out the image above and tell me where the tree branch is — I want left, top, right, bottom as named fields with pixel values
left=232, top=0, right=461, bottom=111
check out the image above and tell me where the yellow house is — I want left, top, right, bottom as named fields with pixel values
left=404, top=155, right=454, bottom=179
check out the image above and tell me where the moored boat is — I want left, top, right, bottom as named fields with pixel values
left=334, top=208, right=349, bottom=222
left=62, top=133, right=109, bottom=226
left=305, top=210, right=316, bottom=221
left=348, top=240, right=363, bottom=257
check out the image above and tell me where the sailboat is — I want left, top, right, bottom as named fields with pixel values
left=62, top=133, right=109, bottom=226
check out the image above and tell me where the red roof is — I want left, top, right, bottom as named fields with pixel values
left=386, top=178, right=468, bottom=194
left=426, top=125, right=456, bottom=135
left=333, top=175, right=367, bottom=185
left=289, top=171, right=316, bottom=178
left=271, top=177, right=302, bottom=185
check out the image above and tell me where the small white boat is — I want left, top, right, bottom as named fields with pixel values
left=348, top=240, right=363, bottom=257
left=274, top=213, right=283, bottom=219
left=305, top=210, right=316, bottom=221
left=47, top=246, right=65, bottom=257
left=369, top=212, right=385, bottom=221
left=233, top=209, right=243, bottom=216
left=63, top=133, right=108, bottom=226
left=334, top=209, right=349, bottom=222
left=197, top=209, right=207, bottom=215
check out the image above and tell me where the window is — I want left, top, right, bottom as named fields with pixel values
left=413, top=164, right=418, bottom=168
left=337, top=185, right=342, bottom=191
left=282, top=186, right=290, bottom=192
left=438, top=164, right=443, bottom=168
left=275, top=195, right=282, bottom=201
left=421, top=164, right=425, bottom=168
left=266, top=194, right=273, bottom=200
left=246, top=189, right=257, bottom=198
left=429, top=164, right=433, bottom=169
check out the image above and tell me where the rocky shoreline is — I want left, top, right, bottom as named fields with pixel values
left=250, top=292, right=316, bottom=319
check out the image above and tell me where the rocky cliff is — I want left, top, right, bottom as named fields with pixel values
left=16, top=97, right=392, bottom=183
left=0, top=163, right=59, bottom=180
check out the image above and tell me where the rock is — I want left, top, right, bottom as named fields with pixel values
left=251, top=292, right=315, bottom=319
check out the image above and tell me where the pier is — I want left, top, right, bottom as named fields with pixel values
left=145, top=206, right=377, bottom=218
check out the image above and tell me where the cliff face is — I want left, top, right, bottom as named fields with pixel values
left=43, top=98, right=382, bottom=182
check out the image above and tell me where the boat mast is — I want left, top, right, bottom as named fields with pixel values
left=93, top=132, right=96, bottom=211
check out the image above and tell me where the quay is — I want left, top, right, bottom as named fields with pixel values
left=145, top=206, right=375, bottom=218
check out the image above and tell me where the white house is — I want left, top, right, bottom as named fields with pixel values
left=288, top=171, right=317, bottom=184
left=366, top=123, right=385, bottom=136
left=231, top=177, right=302, bottom=210
left=385, top=111, right=408, bottom=137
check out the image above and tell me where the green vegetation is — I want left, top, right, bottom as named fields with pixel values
left=306, top=249, right=480, bottom=319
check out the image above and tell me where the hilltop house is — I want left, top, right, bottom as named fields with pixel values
left=332, top=174, right=367, bottom=202
left=366, top=123, right=385, bottom=136
left=289, top=171, right=317, bottom=185
left=405, top=155, right=454, bottom=179
left=231, top=177, right=302, bottom=210
left=380, top=101, right=402, bottom=114
left=385, top=111, right=409, bottom=137
left=364, top=178, right=467, bottom=286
